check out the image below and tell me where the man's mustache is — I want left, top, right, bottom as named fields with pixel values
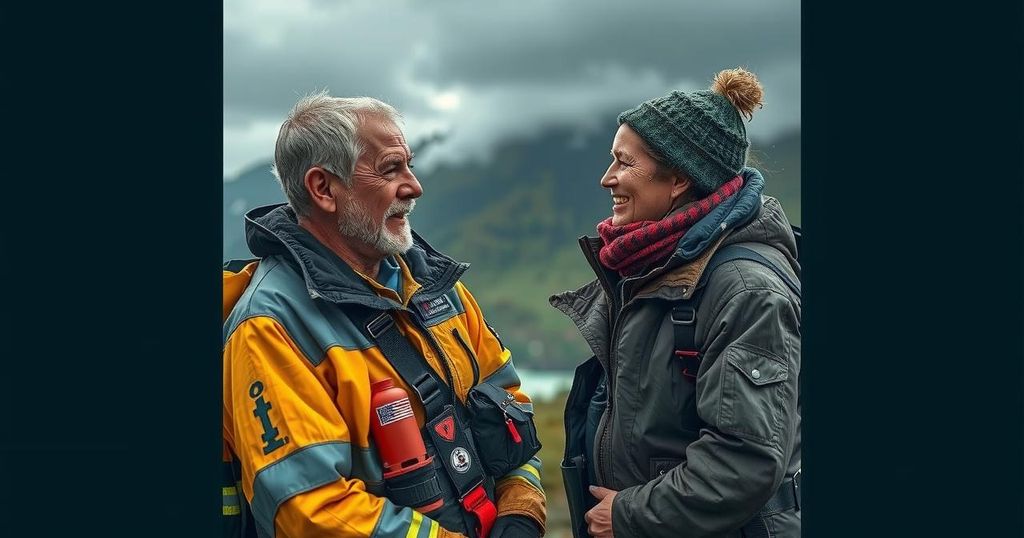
left=386, top=199, right=416, bottom=218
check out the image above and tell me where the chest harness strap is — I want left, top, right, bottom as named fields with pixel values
left=362, top=306, right=497, bottom=538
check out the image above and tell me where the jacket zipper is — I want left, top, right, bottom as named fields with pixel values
left=407, top=313, right=459, bottom=407
left=452, top=327, right=481, bottom=389
left=595, top=300, right=631, bottom=487
left=597, top=289, right=667, bottom=486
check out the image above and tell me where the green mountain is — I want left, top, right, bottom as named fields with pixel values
left=223, top=126, right=800, bottom=369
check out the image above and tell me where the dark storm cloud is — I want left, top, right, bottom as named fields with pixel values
left=224, top=0, right=799, bottom=178
left=416, top=0, right=799, bottom=86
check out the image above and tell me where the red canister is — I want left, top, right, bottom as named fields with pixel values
left=369, top=379, right=442, bottom=512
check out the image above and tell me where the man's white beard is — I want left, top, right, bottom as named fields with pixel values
left=337, top=197, right=415, bottom=257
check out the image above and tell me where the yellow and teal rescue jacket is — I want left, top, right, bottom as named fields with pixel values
left=223, top=204, right=545, bottom=538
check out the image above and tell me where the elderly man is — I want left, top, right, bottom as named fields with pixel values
left=222, top=92, right=546, bottom=538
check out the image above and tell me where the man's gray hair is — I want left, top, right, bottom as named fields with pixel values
left=271, top=90, right=401, bottom=217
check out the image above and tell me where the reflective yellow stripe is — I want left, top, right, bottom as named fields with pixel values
left=223, top=484, right=241, bottom=517
left=427, top=519, right=439, bottom=538
left=405, top=510, right=423, bottom=538
left=518, top=463, right=541, bottom=481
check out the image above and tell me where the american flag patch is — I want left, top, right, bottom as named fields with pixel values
left=375, top=398, right=414, bottom=426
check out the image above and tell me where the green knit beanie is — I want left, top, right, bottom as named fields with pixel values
left=617, top=68, right=764, bottom=195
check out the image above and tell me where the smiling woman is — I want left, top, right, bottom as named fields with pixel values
left=552, top=67, right=802, bottom=538
left=601, top=123, right=687, bottom=227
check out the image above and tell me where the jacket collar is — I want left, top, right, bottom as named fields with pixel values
left=244, top=203, right=468, bottom=310
left=633, top=233, right=729, bottom=300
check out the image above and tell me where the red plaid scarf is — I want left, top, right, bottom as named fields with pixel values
left=597, top=175, right=743, bottom=276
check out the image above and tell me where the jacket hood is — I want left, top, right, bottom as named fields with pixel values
left=668, top=166, right=765, bottom=264
left=243, top=203, right=468, bottom=310
left=719, top=194, right=799, bottom=273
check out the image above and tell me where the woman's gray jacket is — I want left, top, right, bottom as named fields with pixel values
left=551, top=169, right=801, bottom=537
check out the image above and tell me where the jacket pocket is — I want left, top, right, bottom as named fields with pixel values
left=719, top=342, right=789, bottom=446
left=649, top=457, right=683, bottom=480
left=467, top=382, right=541, bottom=477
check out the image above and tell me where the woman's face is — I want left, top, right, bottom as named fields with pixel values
left=600, top=123, right=684, bottom=226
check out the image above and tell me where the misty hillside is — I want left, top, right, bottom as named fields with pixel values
left=224, top=126, right=800, bottom=369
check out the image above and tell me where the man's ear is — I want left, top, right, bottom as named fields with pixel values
left=305, top=166, right=339, bottom=213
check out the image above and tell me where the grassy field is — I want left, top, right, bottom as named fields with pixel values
left=532, top=391, right=574, bottom=537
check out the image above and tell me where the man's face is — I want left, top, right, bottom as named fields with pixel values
left=599, top=123, right=677, bottom=226
left=335, top=114, right=422, bottom=257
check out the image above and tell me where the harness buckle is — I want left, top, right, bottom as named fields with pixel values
left=670, top=306, right=696, bottom=325
left=366, top=313, right=394, bottom=339
left=412, top=372, right=443, bottom=412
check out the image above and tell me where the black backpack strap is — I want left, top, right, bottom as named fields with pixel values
left=673, top=243, right=801, bottom=379
left=671, top=299, right=701, bottom=380
left=699, top=244, right=801, bottom=297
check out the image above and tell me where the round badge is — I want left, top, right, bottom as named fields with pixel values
left=450, top=447, right=472, bottom=473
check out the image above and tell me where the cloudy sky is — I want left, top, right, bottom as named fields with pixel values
left=224, top=0, right=800, bottom=179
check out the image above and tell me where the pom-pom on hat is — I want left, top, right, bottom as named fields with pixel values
left=617, top=67, right=764, bottom=194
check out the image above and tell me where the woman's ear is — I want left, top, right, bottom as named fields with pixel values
left=670, top=173, right=693, bottom=206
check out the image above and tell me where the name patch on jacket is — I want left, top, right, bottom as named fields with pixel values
left=413, top=295, right=455, bottom=321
